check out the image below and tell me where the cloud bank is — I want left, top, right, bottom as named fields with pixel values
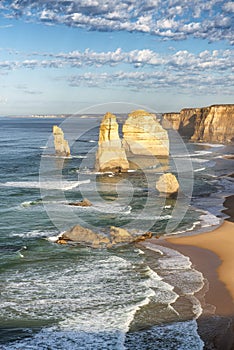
left=1, top=0, right=233, bottom=44
left=1, top=48, right=232, bottom=96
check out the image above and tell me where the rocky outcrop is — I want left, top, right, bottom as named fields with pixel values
left=162, top=112, right=181, bottom=130
left=162, top=104, right=234, bottom=143
left=191, top=105, right=234, bottom=143
left=53, top=125, right=70, bottom=156
left=56, top=224, right=152, bottom=248
left=156, top=173, right=179, bottom=197
left=123, top=110, right=169, bottom=157
left=58, top=225, right=110, bottom=248
left=162, top=109, right=199, bottom=138
left=95, top=112, right=129, bottom=172
left=68, top=198, right=92, bottom=207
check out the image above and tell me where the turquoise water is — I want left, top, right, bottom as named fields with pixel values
left=0, top=116, right=232, bottom=349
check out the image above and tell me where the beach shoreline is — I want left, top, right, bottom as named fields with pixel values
left=139, top=194, right=234, bottom=349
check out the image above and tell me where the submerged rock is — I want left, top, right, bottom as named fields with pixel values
left=156, top=173, right=179, bottom=197
left=53, top=125, right=70, bottom=156
left=110, top=226, right=133, bottom=244
left=59, top=225, right=110, bottom=248
left=122, top=110, right=169, bottom=157
left=95, top=112, right=129, bottom=172
left=68, top=198, right=92, bottom=207
left=56, top=224, right=152, bottom=248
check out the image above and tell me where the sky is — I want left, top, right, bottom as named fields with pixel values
left=0, top=0, right=233, bottom=115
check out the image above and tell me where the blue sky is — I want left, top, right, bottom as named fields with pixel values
left=0, top=0, right=233, bottom=115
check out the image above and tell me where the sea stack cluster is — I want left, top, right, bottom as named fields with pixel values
left=96, top=109, right=169, bottom=172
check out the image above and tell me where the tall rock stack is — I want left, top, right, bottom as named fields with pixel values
left=95, top=112, right=129, bottom=172
left=53, top=125, right=70, bottom=156
left=122, top=110, right=169, bottom=157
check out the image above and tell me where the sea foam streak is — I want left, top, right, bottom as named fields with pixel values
left=1, top=179, right=90, bottom=190
left=0, top=252, right=175, bottom=350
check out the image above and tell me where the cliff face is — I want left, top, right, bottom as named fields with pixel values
left=53, top=125, right=70, bottom=156
left=162, top=113, right=181, bottom=130
left=95, top=112, right=129, bottom=172
left=191, top=105, right=234, bottom=143
left=123, top=110, right=169, bottom=157
left=162, top=104, right=234, bottom=143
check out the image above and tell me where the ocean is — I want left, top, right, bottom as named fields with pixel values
left=0, top=115, right=233, bottom=349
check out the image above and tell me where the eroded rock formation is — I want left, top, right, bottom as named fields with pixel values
left=156, top=173, right=179, bottom=197
left=68, top=198, right=92, bottom=207
left=53, top=125, right=70, bottom=156
left=95, top=112, right=129, bottom=172
left=56, top=224, right=152, bottom=248
left=191, top=105, right=234, bottom=143
left=162, top=104, right=234, bottom=143
left=123, top=110, right=169, bottom=157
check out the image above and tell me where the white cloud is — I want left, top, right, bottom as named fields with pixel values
left=0, top=0, right=233, bottom=43
left=0, top=48, right=233, bottom=72
left=223, top=2, right=234, bottom=13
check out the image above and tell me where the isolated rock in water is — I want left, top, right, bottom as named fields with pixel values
left=122, top=110, right=169, bottom=157
left=53, top=125, right=70, bottom=156
left=60, top=225, right=110, bottom=248
left=68, top=198, right=92, bottom=207
left=156, top=173, right=179, bottom=196
left=96, top=112, right=129, bottom=172
left=56, top=224, right=153, bottom=248
left=110, top=226, right=153, bottom=244
left=110, top=226, right=133, bottom=244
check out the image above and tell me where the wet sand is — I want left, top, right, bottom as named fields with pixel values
left=166, top=220, right=234, bottom=310
left=140, top=194, right=234, bottom=349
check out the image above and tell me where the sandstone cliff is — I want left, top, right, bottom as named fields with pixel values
left=123, top=110, right=169, bottom=157
left=162, top=104, right=234, bottom=143
left=53, top=125, right=70, bottom=156
left=96, top=112, right=129, bottom=172
left=191, top=105, right=234, bottom=143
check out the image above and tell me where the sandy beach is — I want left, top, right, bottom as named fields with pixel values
left=166, top=221, right=234, bottom=312
left=139, top=194, right=234, bottom=349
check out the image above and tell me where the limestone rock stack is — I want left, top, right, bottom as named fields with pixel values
left=96, top=112, right=129, bottom=172
left=156, top=173, right=179, bottom=197
left=122, top=110, right=169, bottom=157
left=53, top=125, right=70, bottom=156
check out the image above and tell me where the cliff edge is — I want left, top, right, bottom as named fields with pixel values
left=162, top=104, right=234, bottom=143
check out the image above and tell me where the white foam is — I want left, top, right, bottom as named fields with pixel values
left=168, top=221, right=201, bottom=235
left=193, top=142, right=224, bottom=148
left=1, top=179, right=90, bottom=191
left=142, top=243, right=204, bottom=318
left=199, top=212, right=221, bottom=228
left=71, top=155, right=87, bottom=159
left=194, top=167, right=206, bottom=172
left=12, top=229, right=57, bottom=238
